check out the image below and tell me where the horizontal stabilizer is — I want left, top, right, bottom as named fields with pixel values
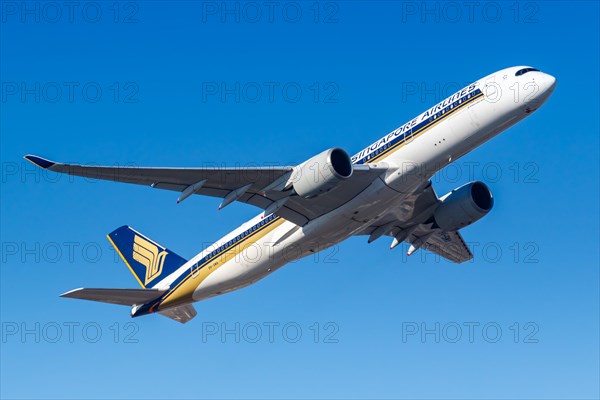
left=60, top=288, right=166, bottom=306
left=159, top=304, right=197, bottom=324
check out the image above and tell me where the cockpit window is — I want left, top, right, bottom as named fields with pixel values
left=515, top=68, right=540, bottom=76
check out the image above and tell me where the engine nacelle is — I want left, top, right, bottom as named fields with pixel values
left=433, top=181, right=494, bottom=231
left=292, top=148, right=353, bottom=198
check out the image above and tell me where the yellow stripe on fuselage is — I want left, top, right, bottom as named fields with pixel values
left=155, top=216, right=285, bottom=310
left=367, top=92, right=484, bottom=164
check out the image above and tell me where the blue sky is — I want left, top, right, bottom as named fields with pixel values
left=1, top=1, right=598, bottom=399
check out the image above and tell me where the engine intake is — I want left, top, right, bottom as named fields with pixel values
left=433, top=181, right=494, bottom=231
left=292, top=148, right=353, bottom=198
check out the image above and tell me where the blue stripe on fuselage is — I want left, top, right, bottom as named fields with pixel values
left=352, top=88, right=483, bottom=165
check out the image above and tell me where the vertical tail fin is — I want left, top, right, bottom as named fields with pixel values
left=107, top=226, right=187, bottom=288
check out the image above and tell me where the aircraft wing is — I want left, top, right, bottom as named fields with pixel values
left=355, top=182, right=473, bottom=263
left=24, top=154, right=386, bottom=226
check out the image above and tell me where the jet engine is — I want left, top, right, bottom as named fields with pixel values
left=292, top=148, right=353, bottom=198
left=433, top=181, right=494, bottom=231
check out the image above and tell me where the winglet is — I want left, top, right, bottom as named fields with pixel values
left=60, top=288, right=86, bottom=298
left=24, top=154, right=56, bottom=169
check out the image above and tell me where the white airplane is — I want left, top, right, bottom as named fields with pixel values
left=25, top=66, right=556, bottom=323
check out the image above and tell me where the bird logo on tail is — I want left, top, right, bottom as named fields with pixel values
left=132, top=235, right=169, bottom=285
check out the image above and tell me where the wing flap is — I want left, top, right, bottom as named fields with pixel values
left=60, top=288, right=166, bottom=306
left=422, top=230, right=473, bottom=263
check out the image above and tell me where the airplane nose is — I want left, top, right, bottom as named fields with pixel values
left=526, top=72, right=556, bottom=110
left=542, top=73, right=557, bottom=95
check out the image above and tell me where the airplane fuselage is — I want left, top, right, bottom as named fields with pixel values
left=133, top=66, right=556, bottom=316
